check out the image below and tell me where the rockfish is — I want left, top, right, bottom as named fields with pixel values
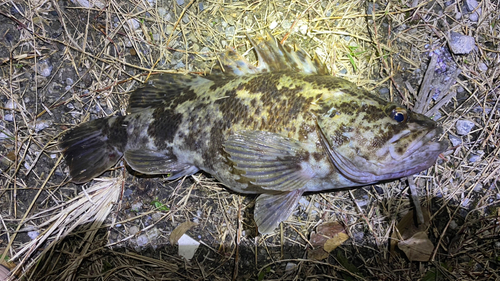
left=60, top=34, right=448, bottom=234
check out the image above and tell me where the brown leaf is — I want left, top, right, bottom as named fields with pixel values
left=307, top=247, right=329, bottom=260
left=324, top=232, right=349, bottom=253
left=310, top=222, right=347, bottom=247
left=398, top=231, right=434, bottom=262
left=390, top=208, right=431, bottom=257
left=170, top=221, right=197, bottom=245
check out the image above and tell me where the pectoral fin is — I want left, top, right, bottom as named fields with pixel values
left=124, top=149, right=198, bottom=179
left=224, top=130, right=314, bottom=191
left=255, top=190, right=304, bottom=234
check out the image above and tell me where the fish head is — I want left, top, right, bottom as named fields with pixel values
left=317, top=99, right=449, bottom=185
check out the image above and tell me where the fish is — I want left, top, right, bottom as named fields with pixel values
left=59, top=33, right=448, bottom=234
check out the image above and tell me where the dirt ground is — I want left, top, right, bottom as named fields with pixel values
left=0, top=0, right=499, bottom=280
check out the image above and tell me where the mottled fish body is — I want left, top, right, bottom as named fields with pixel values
left=60, top=34, right=448, bottom=234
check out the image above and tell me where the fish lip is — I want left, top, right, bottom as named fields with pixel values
left=401, top=126, right=444, bottom=158
left=317, top=123, right=448, bottom=185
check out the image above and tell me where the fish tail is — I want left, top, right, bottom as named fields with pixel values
left=59, top=116, right=126, bottom=183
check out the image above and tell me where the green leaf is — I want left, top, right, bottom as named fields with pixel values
left=151, top=200, right=169, bottom=211
left=257, top=266, right=271, bottom=281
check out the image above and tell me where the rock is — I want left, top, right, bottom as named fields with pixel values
left=464, top=0, right=481, bottom=22
left=131, top=202, right=143, bottom=212
left=269, top=21, right=278, bottom=30
left=28, top=230, right=40, bottom=240
left=455, top=119, right=475, bottom=135
left=71, top=0, right=106, bottom=9
left=448, top=32, right=475, bottom=54
left=225, top=26, right=235, bottom=40
left=126, top=19, right=141, bottom=31
left=136, top=234, right=149, bottom=246
left=468, top=150, right=484, bottom=163
left=29, top=119, right=52, bottom=133
left=34, top=59, right=53, bottom=77
left=478, top=62, right=488, bottom=72
left=299, top=24, right=308, bottom=35
left=4, top=114, right=14, bottom=122
left=157, top=7, right=167, bottom=17
left=449, top=134, right=462, bottom=147
left=178, top=234, right=200, bottom=260
left=4, top=99, right=17, bottom=110
left=129, top=226, right=140, bottom=235
left=176, top=0, right=184, bottom=6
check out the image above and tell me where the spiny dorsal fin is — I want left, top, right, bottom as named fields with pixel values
left=127, top=74, right=207, bottom=113
left=220, top=32, right=329, bottom=76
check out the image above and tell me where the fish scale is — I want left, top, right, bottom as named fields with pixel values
left=60, top=33, right=448, bottom=234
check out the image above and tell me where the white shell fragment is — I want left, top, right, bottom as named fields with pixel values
left=177, top=234, right=200, bottom=260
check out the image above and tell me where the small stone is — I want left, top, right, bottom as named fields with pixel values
left=0, top=132, right=11, bottom=140
left=448, top=32, right=475, bottom=55
left=191, top=43, right=200, bottom=52
left=30, top=119, right=52, bottom=133
left=174, top=61, right=185, bottom=69
left=4, top=114, right=14, bottom=122
left=299, top=24, right=308, bottom=35
left=165, top=25, right=174, bottom=34
left=225, top=26, right=235, bottom=40
left=468, top=151, right=484, bottom=163
left=131, top=202, right=143, bottom=212
left=449, top=134, right=462, bottom=147
left=4, top=99, right=17, bottom=110
left=152, top=33, right=160, bottom=42
left=285, top=262, right=297, bottom=271
left=455, top=119, right=475, bottom=135
left=198, top=2, right=204, bottom=11
left=176, top=0, right=184, bottom=5
left=34, top=59, right=53, bottom=77
left=298, top=197, right=309, bottom=210
left=129, top=226, right=140, bottom=235
left=182, top=14, right=189, bottom=23
left=379, top=87, right=389, bottom=95
left=136, top=234, right=149, bottom=246
left=65, top=77, right=74, bottom=86
left=478, top=62, right=488, bottom=72
left=282, top=20, right=292, bottom=29
left=449, top=220, right=458, bottom=229
left=163, top=13, right=171, bottom=22
left=178, top=234, right=200, bottom=260
left=123, top=189, right=133, bottom=197
left=28, top=231, right=40, bottom=240
left=367, top=3, right=379, bottom=15
left=126, top=19, right=141, bottom=31
left=464, top=0, right=481, bottom=22
left=157, top=7, right=167, bottom=17
left=152, top=213, right=162, bottom=221
left=269, top=21, right=278, bottom=30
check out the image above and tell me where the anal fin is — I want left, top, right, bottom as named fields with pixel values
left=124, top=149, right=198, bottom=179
left=254, top=190, right=304, bottom=235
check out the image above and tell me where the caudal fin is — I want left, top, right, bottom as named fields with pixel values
left=59, top=117, right=125, bottom=183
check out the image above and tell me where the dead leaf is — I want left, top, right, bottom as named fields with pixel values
left=310, top=222, right=347, bottom=247
left=390, top=208, right=431, bottom=257
left=398, top=231, right=434, bottom=261
left=324, top=232, right=349, bottom=253
left=170, top=221, right=197, bottom=245
left=308, top=222, right=349, bottom=260
left=307, top=247, right=329, bottom=260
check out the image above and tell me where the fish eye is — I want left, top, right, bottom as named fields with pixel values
left=390, top=107, right=407, bottom=123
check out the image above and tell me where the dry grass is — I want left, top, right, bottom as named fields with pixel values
left=0, top=0, right=499, bottom=280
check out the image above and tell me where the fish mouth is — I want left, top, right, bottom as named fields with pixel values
left=318, top=125, right=448, bottom=184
